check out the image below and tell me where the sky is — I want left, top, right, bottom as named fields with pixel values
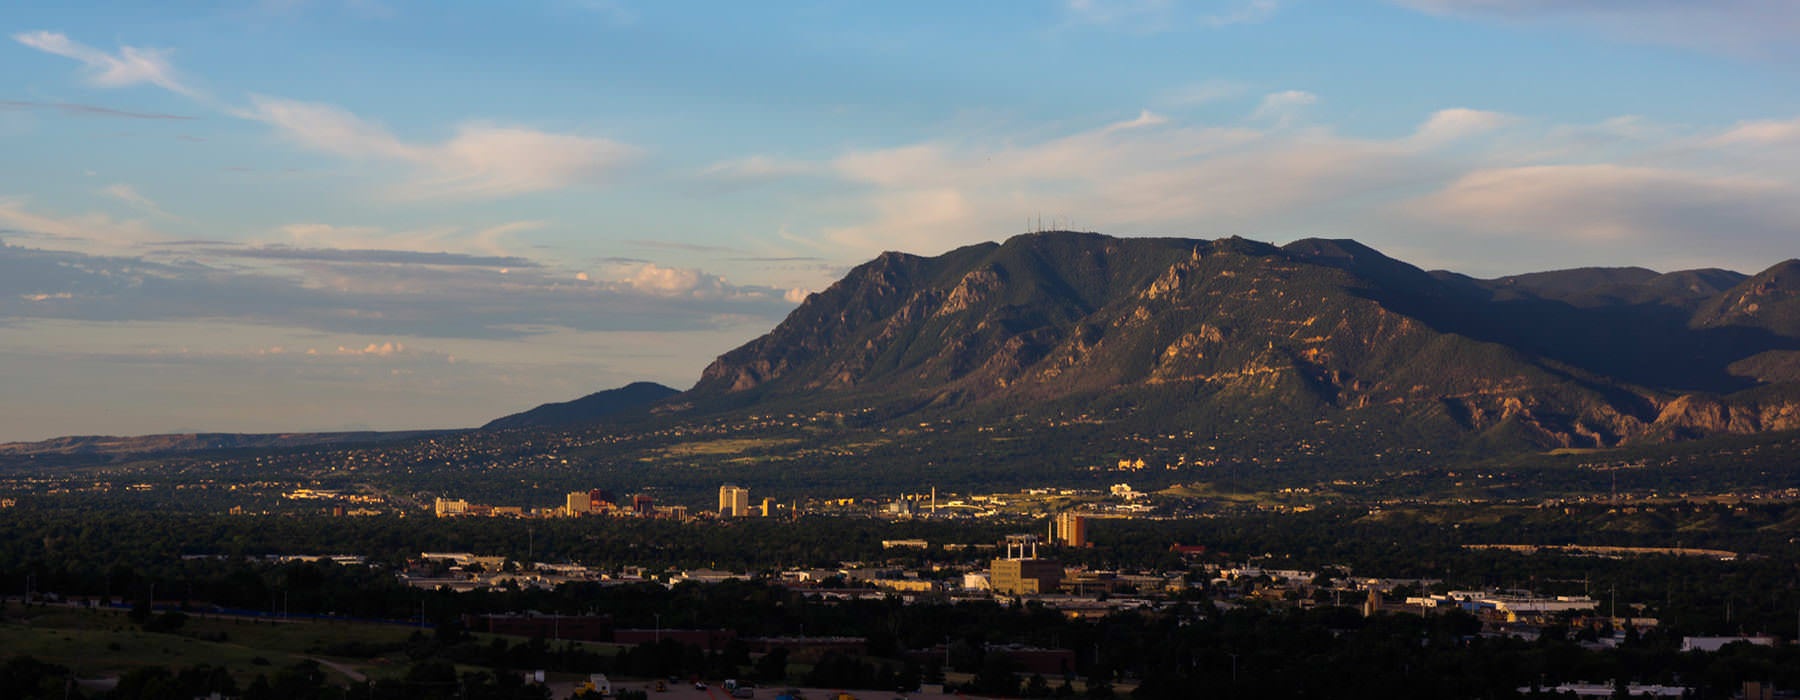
left=3, top=0, right=1800, bottom=442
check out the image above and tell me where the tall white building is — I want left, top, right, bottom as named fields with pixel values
left=566, top=491, right=592, bottom=516
left=718, top=484, right=749, bottom=517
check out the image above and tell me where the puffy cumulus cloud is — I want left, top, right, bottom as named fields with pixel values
left=337, top=341, right=406, bottom=356
left=12, top=31, right=199, bottom=97
left=1389, top=0, right=1800, bottom=56
left=244, top=96, right=640, bottom=198
left=619, top=260, right=716, bottom=295
left=783, top=288, right=812, bottom=304
left=613, top=263, right=734, bottom=299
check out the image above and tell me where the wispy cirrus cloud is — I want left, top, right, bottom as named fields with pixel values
left=101, top=184, right=176, bottom=219
left=744, top=96, right=1800, bottom=275
left=17, top=30, right=643, bottom=201
left=242, top=95, right=641, bottom=199
left=12, top=31, right=200, bottom=97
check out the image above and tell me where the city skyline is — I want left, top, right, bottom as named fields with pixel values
left=5, top=1, right=1800, bottom=441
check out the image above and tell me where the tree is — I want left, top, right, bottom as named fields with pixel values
left=754, top=648, right=789, bottom=684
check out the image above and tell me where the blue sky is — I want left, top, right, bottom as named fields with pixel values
left=3, top=0, right=1799, bottom=441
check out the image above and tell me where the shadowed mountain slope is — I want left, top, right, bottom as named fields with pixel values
left=685, top=232, right=1800, bottom=450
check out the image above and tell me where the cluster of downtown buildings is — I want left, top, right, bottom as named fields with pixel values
left=433, top=483, right=779, bottom=521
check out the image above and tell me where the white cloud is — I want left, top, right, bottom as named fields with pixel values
left=277, top=222, right=393, bottom=248
left=100, top=184, right=175, bottom=218
left=615, top=263, right=732, bottom=298
left=1250, top=90, right=1316, bottom=125
left=0, top=198, right=164, bottom=253
left=1404, top=164, right=1800, bottom=243
left=699, top=155, right=824, bottom=183
left=752, top=100, right=1800, bottom=275
left=1103, top=109, right=1170, bottom=133
left=245, top=95, right=640, bottom=198
left=337, top=341, right=407, bottom=357
left=1409, top=108, right=1518, bottom=147
left=1711, top=117, right=1800, bottom=147
left=17, top=30, right=641, bottom=201
left=13, top=31, right=199, bottom=97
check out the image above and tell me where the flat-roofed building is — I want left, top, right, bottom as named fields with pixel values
left=991, top=534, right=1061, bottom=595
left=434, top=498, right=469, bottom=517
left=719, top=484, right=750, bottom=517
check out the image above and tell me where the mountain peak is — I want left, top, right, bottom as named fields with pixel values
left=676, top=231, right=1800, bottom=450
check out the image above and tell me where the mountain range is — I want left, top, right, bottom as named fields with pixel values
left=680, top=231, right=1800, bottom=451
left=9, top=231, right=1799, bottom=461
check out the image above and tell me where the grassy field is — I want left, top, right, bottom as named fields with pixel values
left=653, top=438, right=799, bottom=458
left=0, top=602, right=421, bottom=684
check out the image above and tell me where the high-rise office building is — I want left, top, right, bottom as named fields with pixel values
left=566, top=491, right=591, bottom=516
left=718, top=484, right=750, bottom=517
left=1051, top=512, right=1089, bottom=547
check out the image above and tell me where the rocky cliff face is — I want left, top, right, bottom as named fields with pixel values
left=688, top=232, right=1800, bottom=450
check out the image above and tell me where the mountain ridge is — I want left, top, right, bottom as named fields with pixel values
left=685, top=231, right=1800, bottom=451
left=482, top=381, right=680, bottom=431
